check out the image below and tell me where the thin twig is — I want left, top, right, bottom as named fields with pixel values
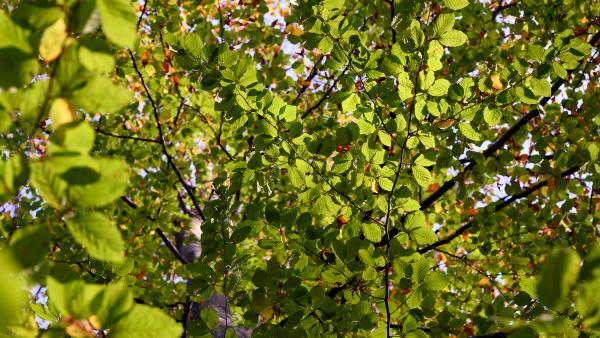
left=95, top=127, right=161, bottom=144
left=418, top=165, right=581, bottom=253
left=136, top=1, right=148, bottom=29
left=155, top=227, right=189, bottom=264
left=292, top=54, right=325, bottom=105
left=301, top=65, right=349, bottom=119
left=128, top=49, right=206, bottom=221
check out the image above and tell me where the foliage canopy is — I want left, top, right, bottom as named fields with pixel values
left=1, top=0, right=600, bottom=337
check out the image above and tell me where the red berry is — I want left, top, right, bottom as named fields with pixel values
left=336, top=145, right=343, bottom=152
left=343, top=145, right=351, bottom=151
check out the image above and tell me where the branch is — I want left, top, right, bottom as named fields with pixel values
left=128, top=49, right=205, bottom=221
left=156, top=227, right=189, bottom=264
left=292, top=54, right=324, bottom=105
left=95, top=127, right=161, bottom=144
left=301, top=65, right=349, bottom=119
left=492, top=2, right=517, bottom=21
left=120, top=196, right=191, bottom=264
left=136, top=0, right=148, bottom=29
left=419, top=30, right=600, bottom=215
left=470, top=333, right=509, bottom=338
left=417, top=165, right=581, bottom=254
left=180, top=297, right=192, bottom=338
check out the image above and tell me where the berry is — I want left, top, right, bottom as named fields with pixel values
left=336, top=145, right=343, bottom=152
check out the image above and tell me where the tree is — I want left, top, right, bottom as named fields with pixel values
left=1, top=0, right=600, bottom=337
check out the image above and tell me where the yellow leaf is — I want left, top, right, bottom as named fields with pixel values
left=490, top=74, right=503, bottom=91
left=49, top=98, right=76, bottom=129
left=285, top=23, right=304, bottom=36
left=40, top=18, right=68, bottom=62
left=435, top=118, right=455, bottom=129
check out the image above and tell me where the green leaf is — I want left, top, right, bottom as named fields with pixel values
left=483, top=107, right=502, bottom=126
left=580, top=242, right=600, bottom=282
left=314, top=194, right=339, bottom=216
left=537, top=248, right=581, bottom=308
left=49, top=120, right=95, bottom=154
left=362, top=223, right=383, bottom=242
left=342, top=93, right=361, bottom=112
left=443, top=0, right=469, bottom=10
left=0, top=252, right=25, bottom=329
left=438, top=30, right=467, bottom=47
left=69, top=158, right=129, bottom=208
left=378, top=130, right=392, bottom=147
left=200, top=307, right=220, bottom=330
left=287, top=166, right=306, bottom=188
left=552, top=62, right=567, bottom=79
left=378, top=177, right=394, bottom=191
left=71, top=77, right=132, bottom=114
left=355, top=119, right=376, bottom=135
left=111, top=304, right=184, bottom=338
left=30, top=160, right=69, bottom=209
left=0, top=12, right=38, bottom=87
left=529, top=77, right=551, bottom=97
left=458, top=122, right=481, bottom=141
left=96, top=0, right=137, bottom=47
left=412, top=227, right=436, bottom=245
left=93, top=281, right=134, bottom=328
left=0, top=155, right=29, bottom=203
left=411, top=165, right=432, bottom=187
left=432, top=13, right=454, bottom=36
left=405, top=211, right=425, bottom=230
left=527, top=44, right=545, bottom=62
left=428, top=79, right=451, bottom=97
left=9, top=225, right=50, bottom=268
left=47, top=277, right=104, bottom=319
left=576, top=279, right=600, bottom=329
left=78, top=37, right=115, bottom=73
left=65, top=211, right=125, bottom=262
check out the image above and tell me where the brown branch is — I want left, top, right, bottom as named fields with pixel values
left=301, top=65, right=349, bottom=119
left=120, top=196, right=190, bottom=264
left=417, top=165, right=581, bottom=254
left=293, top=55, right=325, bottom=105
left=181, top=297, right=192, bottom=338
left=155, top=227, right=189, bottom=264
left=128, top=49, right=205, bottom=221
left=419, top=30, right=600, bottom=215
left=492, top=2, right=517, bottom=21
left=136, top=0, right=148, bottom=30
left=95, top=127, right=161, bottom=144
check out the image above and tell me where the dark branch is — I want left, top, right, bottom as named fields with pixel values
left=301, top=65, right=349, bottom=119
left=418, top=165, right=581, bottom=254
left=155, top=227, right=189, bottom=264
left=292, top=54, right=325, bottom=105
left=470, top=333, right=509, bottom=338
left=128, top=49, right=206, bottom=221
left=492, top=2, right=517, bottom=21
left=180, top=297, right=192, bottom=338
left=95, top=127, right=161, bottom=144
left=419, top=30, right=600, bottom=215
left=136, top=0, right=148, bottom=29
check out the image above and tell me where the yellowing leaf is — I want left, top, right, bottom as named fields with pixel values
left=49, top=98, right=76, bottom=129
left=39, top=17, right=67, bottom=62
left=285, top=24, right=304, bottom=36
left=490, top=74, right=503, bottom=91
